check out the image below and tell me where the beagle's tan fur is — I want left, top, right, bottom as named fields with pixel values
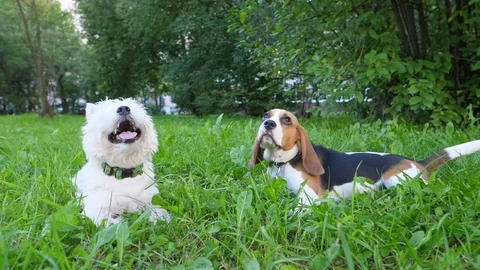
left=249, top=109, right=480, bottom=205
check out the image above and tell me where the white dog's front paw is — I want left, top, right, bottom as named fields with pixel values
left=89, top=212, right=123, bottom=226
left=148, top=206, right=171, bottom=224
left=106, top=213, right=123, bottom=225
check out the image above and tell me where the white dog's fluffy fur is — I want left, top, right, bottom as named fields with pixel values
left=73, top=98, right=170, bottom=226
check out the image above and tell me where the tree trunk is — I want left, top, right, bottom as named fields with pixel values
left=57, top=74, right=69, bottom=113
left=398, top=0, right=421, bottom=59
left=154, top=90, right=158, bottom=112
left=32, top=0, right=53, bottom=116
left=456, top=0, right=470, bottom=86
left=16, top=0, right=54, bottom=117
left=445, top=0, right=467, bottom=88
left=1, top=91, right=6, bottom=113
left=390, top=0, right=412, bottom=57
left=416, top=0, right=430, bottom=58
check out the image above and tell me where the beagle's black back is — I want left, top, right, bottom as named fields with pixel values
left=312, top=145, right=407, bottom=189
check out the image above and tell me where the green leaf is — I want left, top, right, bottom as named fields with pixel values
left=312, top=54, right=321, bottom=61
left=242, top=258, right=260, bottom=270
left=421, top=60, right=435, bottom=69
left=472, top=61, right=480, bottom=71
left=264, top=179, right=286, bottom=202
left=377, top=67, right=389, bottom=79
left=364, top=50, right=377, bottom=64
left=83, top=224, right=118, bottom=269
left=94, top=225, right=117, bottom=248
left=311, top=243, right=340, bottom=270
left=409, top=230, right=425, bottom=246
left=408, top=86, right=419, bottom=94
left=337, top=224, right=355, bottom=270
left=377, top=52, right=388, bottom=61
left=153, top=194, right=180, bottom=214
left=280, top=266, right=299, bottom=270
left=240, top=11, right=247, bottom=24
left=434, top=207, right=444, bottom=217
left=406, top=63, right=414, bottom=74
left=236, top=190, right=252, bottom=224
left=116, top=223, right=130, bottom=264
left=48, top=203, right=82, bottom=233
left=368, top=29, right=378, bottom=39
left=186, top=257, right=214, bottom=270
left=215, top=113, right=224, bottom=126
left=395, top=63, right=406, bottom=73
left=423, top=93, right=435, bottom=102
left=445, top=121, right=454, bottom=135
left=366, top=68, right=376, bottom=79
left=230, top=145, right=248, bottom=167
left=409, top=96, right=422, bottom=106
left=152, top=194, right=165, bottom=207
left=355, top=91, right=364, bottom=102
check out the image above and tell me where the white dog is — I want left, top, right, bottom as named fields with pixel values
left=73, top=98, right=171, bottom=226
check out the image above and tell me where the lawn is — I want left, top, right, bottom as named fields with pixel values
left=1, top=113, right=480, bottom=269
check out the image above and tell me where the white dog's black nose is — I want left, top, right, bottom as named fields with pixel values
left=264, top=120, right=277, bottom=130
left=117, top=106, right=131, bottom=116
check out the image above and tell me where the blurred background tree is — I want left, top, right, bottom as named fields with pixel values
left=77, top=0, right=277, bottom=115
left=1, top=0, right=85, bottom=115
left=1, top=0, right=479, bottom=125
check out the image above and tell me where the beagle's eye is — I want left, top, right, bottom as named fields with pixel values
left=263, top=112, right=270, bottom=120
left=282, top=116, right=291, bottom=124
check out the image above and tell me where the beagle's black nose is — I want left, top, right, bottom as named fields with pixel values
left=264, top=120, right=277, bottom=130
left=117, top=106, right=131, bottom=116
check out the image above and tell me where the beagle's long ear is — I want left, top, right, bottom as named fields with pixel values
left=297, top=125, right=324, bottom=176
left=248, top=137, right=264, bottom=169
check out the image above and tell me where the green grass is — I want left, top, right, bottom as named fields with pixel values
left=1, top=113, right=480, bottom=269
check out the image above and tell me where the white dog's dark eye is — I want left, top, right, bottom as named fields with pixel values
left=282, top=116, right=291, bottom=124
left=263, top=112, right=270, bottom=120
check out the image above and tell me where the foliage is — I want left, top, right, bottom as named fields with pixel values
left=77, top=0, right=277, bottom=115
left=0, top=0, right=34, bottom=113
left=232, top=0, right=480, bottom=125
left=0, top=0, right=85, bottom=114
left=3, top=0, right=480, bottom=123
left=77, top=0, right=159, bottom=98
left=162, top=0, right=241, bottom=115
left=1, top=114, right=480, bottom=268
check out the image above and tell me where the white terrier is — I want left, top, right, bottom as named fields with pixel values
left=73, top=98, right=170, bottom=226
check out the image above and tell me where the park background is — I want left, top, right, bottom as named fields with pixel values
left=1, top=0, right=480, bottom=125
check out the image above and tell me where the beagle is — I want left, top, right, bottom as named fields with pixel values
left=249, top=109, right=480, bottom=205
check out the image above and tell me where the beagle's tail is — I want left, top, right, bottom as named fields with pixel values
left=419, top=140, right=480, bottom=173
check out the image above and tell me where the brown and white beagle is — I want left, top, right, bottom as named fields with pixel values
left=249, top=109, right=480, bottom=205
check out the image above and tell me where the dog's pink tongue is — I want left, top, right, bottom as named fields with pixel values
left=118, top=131, right=137, bottom=140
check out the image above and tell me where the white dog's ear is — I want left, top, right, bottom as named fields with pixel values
left=85, top=103, right=96, bottom=116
